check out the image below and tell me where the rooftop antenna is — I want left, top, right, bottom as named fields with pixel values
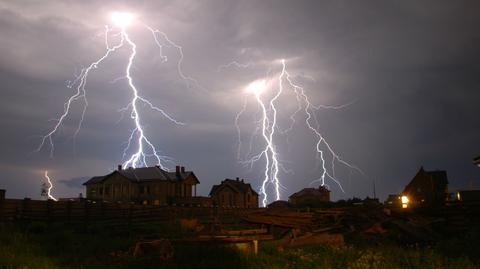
left=372, top=178, right=377, bottom=199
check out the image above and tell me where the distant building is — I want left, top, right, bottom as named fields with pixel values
left=0, top=189, right=5, bottom=201
left=402, top=166, right=448, bottom=207
left=267, top=200, right=291, bottom=208
left=209, top=178, right=259, bottom=208
left=83, top=165, right=200, bottom=205
left=384, top=194, right=401, bottom=207
left=289, top=186, right=331, bottom=207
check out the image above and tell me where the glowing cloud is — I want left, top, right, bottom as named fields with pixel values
left=245, top=79, right=267, bottom=95
left=110, top=12, right=135, bottom=28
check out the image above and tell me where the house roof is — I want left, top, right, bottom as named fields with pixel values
left=289, top=186, right=330, bottom=199
left=403, top=166, right=448, bottom=193
left=267, top=200, right=291, bottom=208
left=83, top=166, right=199, bottom=185
left=209, top=178, right=258, bottom=196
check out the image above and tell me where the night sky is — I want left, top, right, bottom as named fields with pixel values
left=0, top=1, right=479, bottom=202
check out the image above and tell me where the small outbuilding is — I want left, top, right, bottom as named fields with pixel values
left=209, top=178, right=259, bottom=208
left=289, top=185, right=331, bottom=207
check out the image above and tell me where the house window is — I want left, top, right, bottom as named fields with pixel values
left=140, top=186, right=145, bottom=194
left=104, top=186, right=110, bottom=195
left=99, top=188, right=103, bottom=195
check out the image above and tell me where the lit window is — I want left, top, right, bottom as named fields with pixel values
left=401, top=195, right=409, bottom=209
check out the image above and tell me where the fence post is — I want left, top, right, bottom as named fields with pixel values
left=21, top=198, right=31, bottom=222
left=66, top=200, right=72, bottom=224
left=84, top=200, right=90, bottom=228
left=128, top=204, right=133, bottom=231
left=100, top=201, right=105, bottom=221
left=46, top=199, right=52, bottom=223
left=0, top=189, right=4, bottom=221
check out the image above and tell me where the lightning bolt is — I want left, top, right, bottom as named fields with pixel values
left=234, top=59, right=362, bottom=206
left=282, top=60, right=363, bottom=189
left=217, top=61, right=256, bottom=72
left=35, top=13, right=197, bottom=171
left=238, top=78, right=282, bottom=207
left=43, top=170, right=57, bottom=201
left=119, top=24, right=185, bottom=169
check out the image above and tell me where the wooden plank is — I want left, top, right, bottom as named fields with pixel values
left=220, top=228, right=268, bottom=235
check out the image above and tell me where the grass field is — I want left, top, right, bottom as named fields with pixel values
left=0, top=222, right=479, bottom=269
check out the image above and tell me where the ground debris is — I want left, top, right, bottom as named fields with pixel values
left=132, top=239, right=174, bottom=260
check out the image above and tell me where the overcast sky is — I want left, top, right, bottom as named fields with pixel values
left=0, top=1, right=479, bottom=202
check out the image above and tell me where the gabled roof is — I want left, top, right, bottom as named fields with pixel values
left=209, top=178, right=258, bottom=196
left=403, top=166, right=448, bottom=192
left=83, top=166, right=199, bottom=185
left=289, top=186, right=330, bottom=199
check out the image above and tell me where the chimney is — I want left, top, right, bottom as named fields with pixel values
left=0, top=189, right=5, bottom=201
left=236, top=177, right=239, bottom=181
left=176, top=165, right=180, bottom=174
left=241, top=179, right=244, bottom=183
left=181, top=166, right=185, bottom=173
left=117, top=164, right=122, bottom=171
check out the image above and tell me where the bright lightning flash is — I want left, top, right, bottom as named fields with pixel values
left=110, top=12, right=135, bottom=28
left=43, top=171, right=58, bottom=201
left=36, top=12, right=193, bottom=171
left=242, top=79, right=282, bottom=207
left=236, top=59, right=363, bottom=206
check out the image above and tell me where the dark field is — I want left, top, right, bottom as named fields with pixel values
left=1, top=221, right=479, bottom=269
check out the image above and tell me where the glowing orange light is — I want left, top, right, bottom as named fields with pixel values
left=401, top=195, right=409, bottom=209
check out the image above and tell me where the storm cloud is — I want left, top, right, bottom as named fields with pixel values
left=0, top=1, right=479, bottom=202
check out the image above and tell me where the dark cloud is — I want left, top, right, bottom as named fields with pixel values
left=58, top=176, right=89, bottom=189
left=0, top=1, right=479, bottom=202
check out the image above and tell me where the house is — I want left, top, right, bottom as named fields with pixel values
left=289, top=185, right=331, bottom=207
left=385, top=194, right=402, bottom=207
left=209, top=178, right=259, bottom=208
left=401, top=166, right=448, bottom=208
left=83, top=165, right=199, bottom=205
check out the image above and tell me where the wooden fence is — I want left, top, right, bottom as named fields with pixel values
left=0, top=198, right=265, bottom=227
